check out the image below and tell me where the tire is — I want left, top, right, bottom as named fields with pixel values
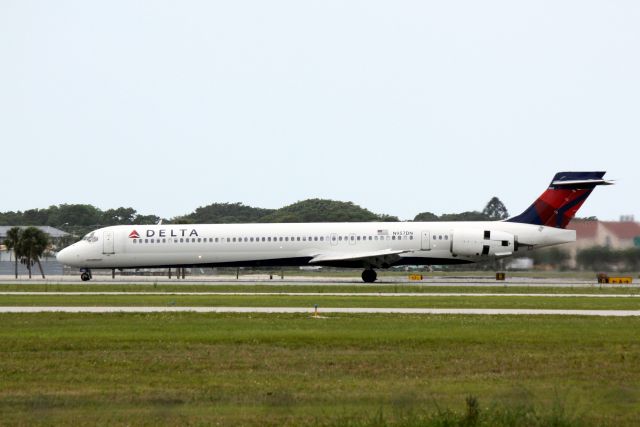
left=361, top=269, right=377, bottom=283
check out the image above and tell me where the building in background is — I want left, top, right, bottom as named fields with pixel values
left=564, top=217, right=640, bottom=268
left=0, top=226, right=69, bottom=262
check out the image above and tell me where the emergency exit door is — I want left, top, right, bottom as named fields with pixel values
left=421, top=231, right=431, bottom=250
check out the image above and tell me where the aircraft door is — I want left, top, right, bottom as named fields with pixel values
left=103, top=230, right=115, bottom=254
left=421, top=231, right=431, bottom=250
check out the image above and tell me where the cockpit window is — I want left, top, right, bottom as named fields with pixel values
left=82, top=232, right=98, bottom=243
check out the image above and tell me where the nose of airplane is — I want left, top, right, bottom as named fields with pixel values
left=56, top=246, right=74, bottom=265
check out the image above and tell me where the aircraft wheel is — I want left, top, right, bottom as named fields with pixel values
left=80, top=272, right=91, bottom=282
left=361, top=269, right=377, bottom=283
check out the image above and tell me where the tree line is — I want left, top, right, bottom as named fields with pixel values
left=0, top=197, right=510, bottom=237
left=575, top=246, right=640, bottom=272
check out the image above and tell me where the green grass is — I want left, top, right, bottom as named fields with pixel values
left=0, top=313, right=638, bottom=425
left=0, top=294, right=639, bottom=310
left=1, top=283, right=639, bottom=295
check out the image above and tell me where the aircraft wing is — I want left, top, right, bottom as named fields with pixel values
left=308, top=248, right=409, bottom=264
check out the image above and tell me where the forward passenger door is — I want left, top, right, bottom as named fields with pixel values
left=103, top=230, right=115, bottom=254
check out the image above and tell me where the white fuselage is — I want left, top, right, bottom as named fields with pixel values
left=57, top=221, right=575, bottom=270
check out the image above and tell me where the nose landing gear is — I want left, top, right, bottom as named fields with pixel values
left=361, top=269, right=377, bottom=283
left=80, top=269, right=92, bottom=282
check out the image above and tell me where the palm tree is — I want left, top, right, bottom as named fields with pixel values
left=18, top=227, right=50, bottom=279
left=3, top=227, right=22, bottom=279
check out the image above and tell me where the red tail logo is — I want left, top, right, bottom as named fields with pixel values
left=129, top=230, right=140, bottom=239
left=508, top=172, right=611, bottom=228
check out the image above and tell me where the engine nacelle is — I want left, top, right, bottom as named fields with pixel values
left=451, top=229, right=515, bottom=258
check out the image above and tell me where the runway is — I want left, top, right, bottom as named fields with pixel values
left=1, top=274, right=637, bottom=288
left=1, top=291, right=639, bottom=298
left=1, top=306, right=639, bottom=316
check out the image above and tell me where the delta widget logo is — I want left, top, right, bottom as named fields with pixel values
left=129, top=230, right=140, bottom=239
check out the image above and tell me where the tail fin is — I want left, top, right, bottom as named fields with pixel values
left=507, top=171, right=612, bottom=229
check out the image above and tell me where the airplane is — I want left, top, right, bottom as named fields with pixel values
left=57, top=171, right=612, bottom=282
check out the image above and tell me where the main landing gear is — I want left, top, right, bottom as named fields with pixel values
left=361, top=269, right=377, bottom=283
left=80, top=269, right=92, bottom=282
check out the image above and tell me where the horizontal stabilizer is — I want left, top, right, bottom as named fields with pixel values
left=550, top=178, right=614, bottom=187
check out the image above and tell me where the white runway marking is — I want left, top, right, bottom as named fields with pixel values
left=1, top=292, right=638, bottom=298
left=1, top=306, right=639, bottom=316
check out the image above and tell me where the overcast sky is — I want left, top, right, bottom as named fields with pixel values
left=1, top=1, right=638, bottom=221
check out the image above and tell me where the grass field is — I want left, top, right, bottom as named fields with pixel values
left=0, top=294, right=639, bottom=310
left=1, top=282, right=639, bottom=425
left=0, top=313, right=639, bottom=425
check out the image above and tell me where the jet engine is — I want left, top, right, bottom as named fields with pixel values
left=451, top=229, right=515, bottom=258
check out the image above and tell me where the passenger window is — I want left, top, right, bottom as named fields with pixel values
left=179, top=238, right=183, bottom=243
left=133, top=240, right=137, bottom=244
left=279, top=237, right=283, bottom=242
left=215, top=238, right=219, bottom=243
left=320, top=237, right=324, bottom=241
left=331, top=236, right=336, bottom=241
left=314, top=237, right=318, bottom=241
left=445, top=235, right=449, bottom=240
left=357, top=236, right=361, bottom=241
left=392, top=236, right=396, bottom=240
left=433, top=235, right=436, bottom=240
left=374, top=236, right=378, bottom=240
